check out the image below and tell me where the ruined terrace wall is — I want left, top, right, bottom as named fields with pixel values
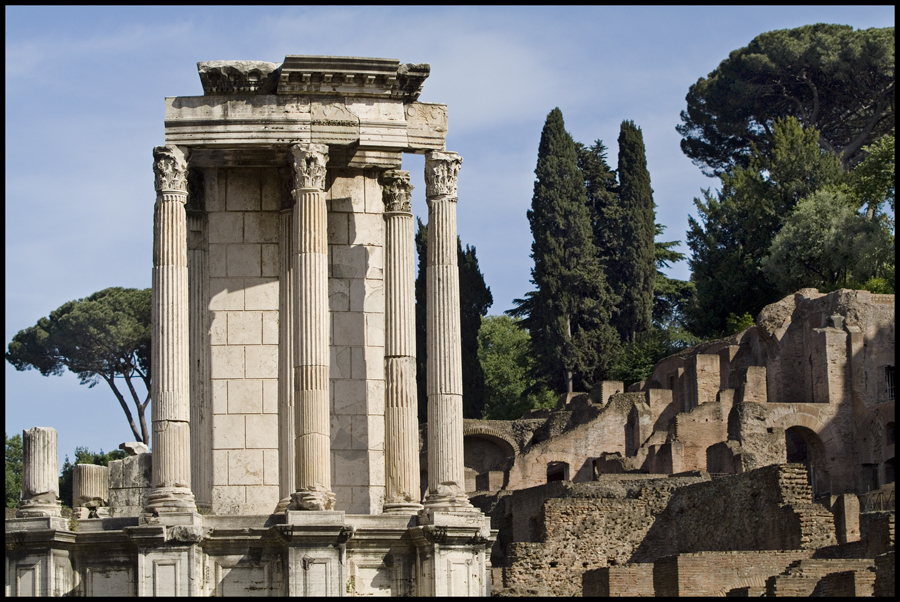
left=636, top=464, right=836, bottom=560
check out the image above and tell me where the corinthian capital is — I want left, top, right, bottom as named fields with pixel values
left=153, top=146, right=189, bottom=194
left=381, top=170, right=414, bottom=213
left=424, top=151, right=462, bottom=198
left=290, top=143, right=329, bottom=191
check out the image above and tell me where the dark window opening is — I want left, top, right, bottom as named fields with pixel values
left=887, top=366, right=895, bottom=401
left=861, top=464, right=879, bottom=493
left=547, top=461, right=569, bottom=483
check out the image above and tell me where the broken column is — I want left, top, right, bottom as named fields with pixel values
left=145, top=145, right=196, bottom=513
left=382, top=170, right=422, bottom=513
left=17, top=427, right=62, bottom=518
left=289, top=143, right=335, bottom=511
left=423, top=151, right=471, bottom=510
left=73, top=464, right=109, bottom=518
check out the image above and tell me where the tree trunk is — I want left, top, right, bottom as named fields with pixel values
left=102, top=375, right=144, bottom=443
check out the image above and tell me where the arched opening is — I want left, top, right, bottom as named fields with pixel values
left=547, top=461, right=569, bottom=483
left=462, top=433, right=515, bottom=493
left=785, top=426, right=830, bottom=499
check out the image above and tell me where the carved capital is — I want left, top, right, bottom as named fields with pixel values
left=424, top=151, right=462, bottom=198
left=290, top=143, right=329, bottom=191
left=381, top=170, right=414, bottom=213
left=153, top=146, right=189, bottom=194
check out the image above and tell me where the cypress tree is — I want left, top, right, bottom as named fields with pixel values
left=415, top=219, right=427, bottom=423
left=458, top=242, right=493, bottom=419
left=614, top=121, right=656, bottom=342
left=414, top=219, right=493, bottom=421
left=510, top=108, right=619, bottom=394
left=577, top=140, right=621, bottom=265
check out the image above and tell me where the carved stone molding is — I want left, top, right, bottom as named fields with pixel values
left=153, top=146, right=189, bottom=194
left=424, top=151, right=462, bottom=198
left=290, top=143, right=329, bottom=191
left=198, top=61, right=281, bottom=96
left=381, top=170, right=414, bottom=213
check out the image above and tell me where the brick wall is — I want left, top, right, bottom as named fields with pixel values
left=650, top=551, right=811, bottom=596
left=582, top=564, right=654, bottom=596
left=640, top=464, right=836, bottom=557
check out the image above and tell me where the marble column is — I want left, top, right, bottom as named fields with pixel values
left=276, top=206, right=296, bottom=512
left=17, top=427, right=61, bottom=518
left=145, top=145, right=196, bottom=513
left=423, top=151, right=472, bottom=510
left=289, top=143, right=335, bottom=511
left=382, top=170, right=423, bottom=513
left=73, top=464, right=109, bottom=514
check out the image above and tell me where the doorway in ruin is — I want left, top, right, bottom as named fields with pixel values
left=785, top=426, right=830, bottom=499
left=547, top=461, right=570, bottom=483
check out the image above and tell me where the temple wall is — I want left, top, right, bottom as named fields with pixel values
left=198, top=166, right=386, bottom=515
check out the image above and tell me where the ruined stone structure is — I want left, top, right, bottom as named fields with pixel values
left=454, top=288, right=895, bottom=595
left=6, top=56, right=494, bottom=597
left=454, top=289, right=894, bottom=500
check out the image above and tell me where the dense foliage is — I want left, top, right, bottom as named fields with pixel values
left=6, top=433, right=23, bottom=509
left=678, top=24, right=895, bottom=175
left=6, top=288, right=152, bottom=443
left=685, top=118, right=848, bottom=336
left=478, top=315, right=556, bottom=420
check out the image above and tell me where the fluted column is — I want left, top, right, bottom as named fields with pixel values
left=382, top=170, right=423, bottom=514
left=276, top=206, right=296, bottom=512
left=145, top=145, right=196, bottom=513
left=17, top=427, right=61, bottom=518
left=188, top=210, right=212, bottom=513
left=423, top=151, right=472, bottom=510
left=289, top=143, right=335, bottom=511
left=73, top=464, right=109, bottom=512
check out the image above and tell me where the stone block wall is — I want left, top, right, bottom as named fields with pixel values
left=107, top=454, right=152, bottom=517
left=198, top=166, right=386, bottom=515
left=205, top=167, right=282, bottom=515
left=325, top=168, right=386, bottom=515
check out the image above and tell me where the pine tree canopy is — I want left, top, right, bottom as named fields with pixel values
left=678, top=24, right=895, bottom=175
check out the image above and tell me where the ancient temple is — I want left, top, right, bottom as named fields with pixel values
left=6, top=56, right=495, bottom=597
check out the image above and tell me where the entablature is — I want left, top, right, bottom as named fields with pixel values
left=169, top=56, right=445, bottom=155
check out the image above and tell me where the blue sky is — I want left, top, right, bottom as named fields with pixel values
left=5, top=6, right=894, bottom=469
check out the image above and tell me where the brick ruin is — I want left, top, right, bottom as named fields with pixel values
left=453, top=288, right=895, bottom=596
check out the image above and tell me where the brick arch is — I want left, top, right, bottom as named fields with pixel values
left=462, top=424, right=519, bottom=456
left=773, top=412, right=846, bottom=462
